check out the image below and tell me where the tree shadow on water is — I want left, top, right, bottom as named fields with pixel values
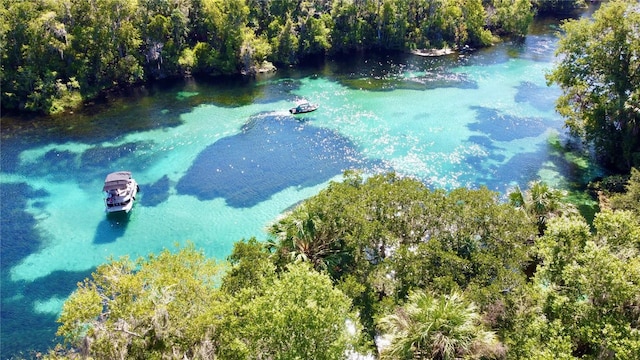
left=93, top=212, right=130, bottom=244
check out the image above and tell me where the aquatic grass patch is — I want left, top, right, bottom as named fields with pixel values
left=468, top=106, right=552, bottom=141
left=514, top=81, right=561, bottom=111
left=546, top=132, right=604, bottom=185
left=176, top=113, right=372, bottom=208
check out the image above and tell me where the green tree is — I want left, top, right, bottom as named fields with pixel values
left=390, top=185, right=536, bottom=298
left=532, top=0, right=586, bottom=15
left=216, top=0, right=251, bottom=73
left=269, top=200, right=346, bottom=271
left=489, top=0, right=535, bottom=38
left=238, top=262, right=363, bottom=360
left=377, top=290, right=503, bottom=360
left=56, top=244, right=229, bottom=359
left=270, top=172, right=537, bottom=338
left=67, top=0, right=144, bottom=90
left=0, top=0, right=80, bottom=114
left=528, top=212, right=640, bottom=358
left=547, top=0, right=640, bottom=170
left=463, top=0, right=494, bottom=47
left=406, top=0, right=492, bottom=50
left=139, top=0, right=194, bottom=77
left=439, top=0, right=466, bottom=47
left=242, top=31, right=272, bottom=73
left=299, top=12, right=332, bottom=55
left=378, top=0, right=408, bottom=50
left=509, top=181, right=576, bottom=235
left=221, top=237, right=275, bottom=296
left=610, top=167, right=640, bottom=216
left=330, top=0, right=359, bottom=52
left=270, top=17, right=299, bottom=65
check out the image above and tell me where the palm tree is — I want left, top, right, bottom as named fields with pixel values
left=268, top=202, right=343, bottom=272
left=377, top=290, right=503, bottom=360
left=509, top=181, right=574, bottom=235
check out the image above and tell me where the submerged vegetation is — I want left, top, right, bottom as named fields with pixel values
left=1, top=0, right=584, bottom=115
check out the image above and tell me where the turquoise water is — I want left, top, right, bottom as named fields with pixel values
left=1, top=18, right=592, bottom=357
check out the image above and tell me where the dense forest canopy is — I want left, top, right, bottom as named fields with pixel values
left=547, top=0, right=640, bottom=171
left=51, top=170, right=640, bottom=359
left=1, top=0, right=585, bottom=115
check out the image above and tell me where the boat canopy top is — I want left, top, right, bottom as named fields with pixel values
left=103, top=171, right=132, bottom=191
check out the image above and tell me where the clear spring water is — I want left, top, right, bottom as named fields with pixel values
left=0, top=16, right=598, bottom=357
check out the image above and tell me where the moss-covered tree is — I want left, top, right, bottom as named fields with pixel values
left=56, top=244, right=229, bottom=359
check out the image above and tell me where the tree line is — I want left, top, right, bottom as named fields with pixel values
left=1, top=0, right=584, bottom=115
left=546, top=0, right=640, bottom=171
left=48, top=168, right=640, bottom=359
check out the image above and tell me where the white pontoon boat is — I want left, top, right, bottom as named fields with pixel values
left=103, top=171, right=139, bottom=213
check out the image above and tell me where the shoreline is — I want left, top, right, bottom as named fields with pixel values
left=410, top=48, right=456, bottom=57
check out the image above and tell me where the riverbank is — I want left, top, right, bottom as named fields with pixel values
left=410, top=47, right=456, bottom=57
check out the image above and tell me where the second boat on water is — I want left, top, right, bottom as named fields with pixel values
left=289, top=101, right=319, bottom=114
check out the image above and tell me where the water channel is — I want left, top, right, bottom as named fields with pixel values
left=0, top=10, right=600, bottom=357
